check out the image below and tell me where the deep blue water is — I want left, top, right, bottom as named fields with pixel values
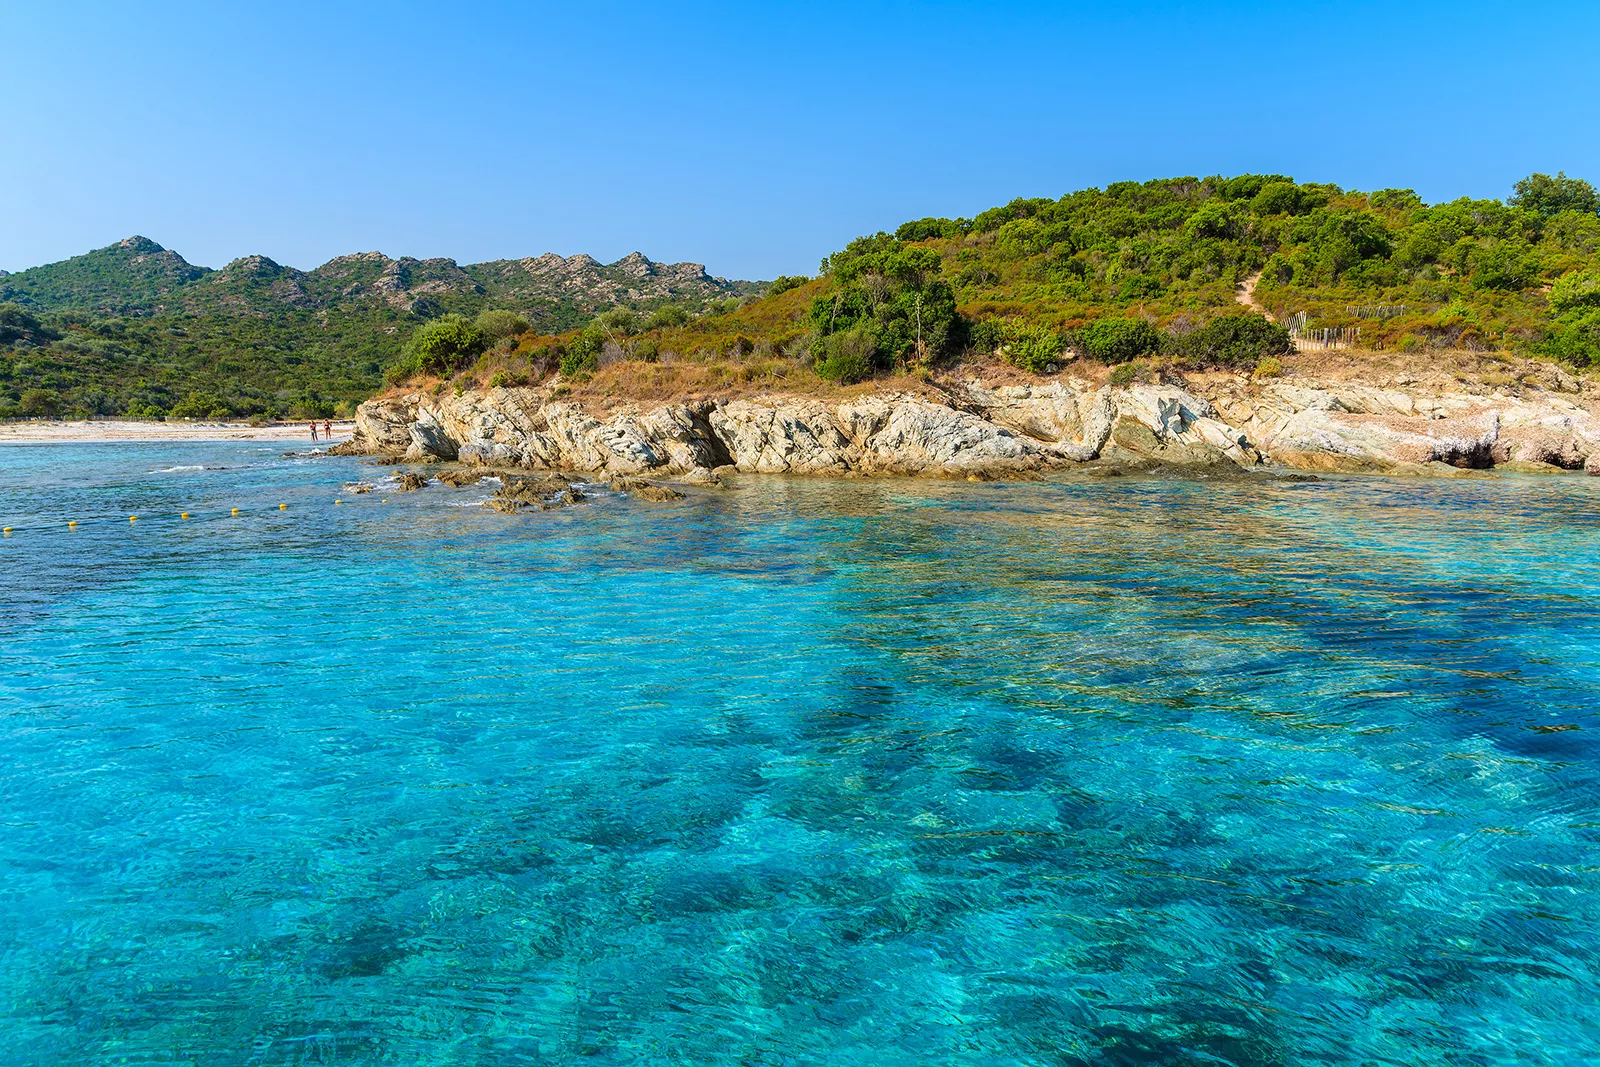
left=2, top=441, right=1598, bottom=1066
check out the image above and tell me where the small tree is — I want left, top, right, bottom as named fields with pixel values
left=1510, top=172, right=1600, bottom=217
left=18, top=388, right=62, bottom=417
left=474, top=309, right=529, bottom=344
left=407, top=314, right=485, bottom=375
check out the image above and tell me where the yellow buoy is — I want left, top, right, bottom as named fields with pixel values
left=68, top=520, right=77, bottom=528
left=2, top=526, right=11, bottom=534
left=231, top=508, right=240, bottom=515
left=381, top=499, right=388, bottom=503
left=335, top=499, right=342, bottom=504
left=279, top=503, right=287, bottom=510
left=129, top=516, right=138, bottom=523
left=180, top=512, right=190, bottom=519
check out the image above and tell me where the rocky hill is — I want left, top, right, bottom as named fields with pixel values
left=0, top=237, right=755, bottom=325
left=0, top=237, right=760, bottom=420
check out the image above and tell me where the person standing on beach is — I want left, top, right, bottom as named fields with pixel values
left=309, top=421, right=318, bottom=441
left=324, top=419, right=332, bottom=439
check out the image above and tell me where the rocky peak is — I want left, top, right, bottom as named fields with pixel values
left=118, top=236, right=166, bottom=255
left=614, top=252, right=656, bottom=278
left=219, top=254, right=288, bottom=278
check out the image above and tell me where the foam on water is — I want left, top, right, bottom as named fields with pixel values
left=1, top=441, right=1598, bottom=1065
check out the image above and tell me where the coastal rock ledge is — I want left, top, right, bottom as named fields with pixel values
left=344, top=376, right=1600, bottom=478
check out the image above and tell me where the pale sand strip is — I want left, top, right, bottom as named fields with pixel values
left=0, top=420, right=356, bottom=444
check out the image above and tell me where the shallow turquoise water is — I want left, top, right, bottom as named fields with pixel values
left=1, top=442, right=1598, bottom=1065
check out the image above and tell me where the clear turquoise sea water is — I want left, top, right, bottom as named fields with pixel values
left=2, top=442, right=1598, bottom=1066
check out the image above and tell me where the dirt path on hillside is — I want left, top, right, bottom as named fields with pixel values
left=1235, top=269, right=1313, bottom=353
left=1236, top=270, right=1268, bottom=315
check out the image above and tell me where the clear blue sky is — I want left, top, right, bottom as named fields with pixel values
left=2, top=0, right=1596, bottom=280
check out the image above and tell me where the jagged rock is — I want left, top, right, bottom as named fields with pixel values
left=436, top=469, right=485, bottom=487
left=355, top=396, right=415, bottom=454
left=496, top=475, right=566, bottom=503
left=343, top=373, right=1600, bottom=480
left=344, top=481, right=375, bottom=494
left=406, top=407, right=458, bottom=461
left=396, top=472, right=429, bottom=491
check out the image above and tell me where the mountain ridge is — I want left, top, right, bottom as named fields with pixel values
left=0, top=237, right=755, bottom=323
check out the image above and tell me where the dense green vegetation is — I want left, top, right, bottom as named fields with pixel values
left=0, top=239, right=754, bottom=419
left=6, top=171, right=1599, bottom=416
left=513, top=170, right=1597, bottom=386
left=0, top=303, right=401, bottom=419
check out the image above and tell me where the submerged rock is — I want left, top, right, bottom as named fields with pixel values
left=484, top=475, right=585, bottom=512
left=396, top=472, right=429, bottom=491
left=610, top=477, right=685, bottom=501
left=436, top=469, right=485, bottom=488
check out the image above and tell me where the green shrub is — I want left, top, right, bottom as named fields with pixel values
left=170, top=391, right=232, bottom=418
left=18, top=388, right=62, bottom=417
left=1550, top=270, right=1600, bottom=312
left=1171, top=313, right=1292, bottom=369
left=1534, top=309, right=1600, bottom=366
left=969, top=318, right=1007, bottom=354
left=644, top=305, right=689, bottom=330
left=474, top=309, right=529, bottom=343
left=560, top=346, right=598, bottom=379
left=813, top=325, right=877, bottom=383
left=404, top=314, right=485, bottom=376
left=1001, top=322, right=1065, bottom=373
left=1108, top=361, right=1147, bottom=386
left=595, top=307, right=640, bottom=335
left=1252, top=356, right=1284, bottom=378
left=384, top=349, right=423, bottom=385
left=1076, top=317, right=1162, bottom=363
left=766, top=275, right=808, bottom=296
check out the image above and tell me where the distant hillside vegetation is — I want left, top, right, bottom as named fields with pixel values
left=0, top=238, right=758, bottom=419
left=457, top=171, right=1600, bottom=388
left=9, top=171, right=1600, bottom=417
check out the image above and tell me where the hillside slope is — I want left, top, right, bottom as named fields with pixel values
left=0, top=238, right=758, bottom=418
left=486, top=171, right=1600, bottom=388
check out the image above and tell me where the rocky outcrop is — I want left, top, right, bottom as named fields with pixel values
left=345, top=374, right=1600, bottom=480
left=486, top=475, right=585, bottom=512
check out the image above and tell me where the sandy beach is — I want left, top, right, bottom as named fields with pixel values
left=0, top=420, right=356, bottom=444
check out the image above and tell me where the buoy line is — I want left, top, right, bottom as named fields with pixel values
left=0, top=498, right=388, bottom=536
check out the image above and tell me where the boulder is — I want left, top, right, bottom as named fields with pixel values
left=396, top=472, right=429, bottom=491
left=679, top=466, right=724, bottom=487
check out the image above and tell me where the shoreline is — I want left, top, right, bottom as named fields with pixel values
left=0, top=420, right=356, bottom=444
left=344, top=373, right=1600, bottom=480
